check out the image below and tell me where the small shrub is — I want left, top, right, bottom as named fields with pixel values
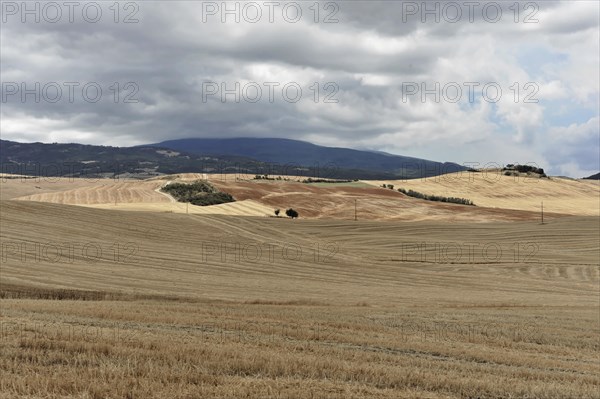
left=397, top=188, right=474, bottom=206
left=286, top=208, right=299, bottom=219
left=303, top=178, right=354, bottom=184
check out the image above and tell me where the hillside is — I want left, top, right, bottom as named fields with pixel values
left=5, top=171, right=597, bottom=222
left=2, top=200, right=598, bottom=305
left=1, top=200, right=598, bottom=398
left=0, top=140, right=398, bottom=180
left=150, top=137, right=467, bottom=178
left=584, top=172, right=600, bottom=180
left=364, top=171, right=600, bottom=216
left=2, top=174, right=599, bottom=398
left=0, top=139, right=266, bottom=178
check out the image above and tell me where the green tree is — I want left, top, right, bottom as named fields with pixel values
left=286, top=208, right=299, bottom=219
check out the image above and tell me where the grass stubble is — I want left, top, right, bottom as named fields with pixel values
left=0, top=177, right=599, bottom=398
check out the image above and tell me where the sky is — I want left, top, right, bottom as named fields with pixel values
left=1, top=0, right=598, bottom=177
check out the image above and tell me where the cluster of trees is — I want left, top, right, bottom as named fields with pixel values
left=254, top=175, right=292, bottom=181
left=303, top=178, right=357, bottom=183
left=381, top=184, right=394, bottom=190
left=398, top=188, right=474, bottom=206
left=274, top=208, right=299, bottom=219
left=186, top=192, right=235, bottom=206
left=503, top=164, right=547, bottom=177
left=161, top=180, right=235, bottom=206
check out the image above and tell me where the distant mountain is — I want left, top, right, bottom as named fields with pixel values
left=583, top=172, right=600, bottom=180
left=0, top=140, right=267, bottom=178
left=0, top=140, right=396, bottom=180
left=1, top=138, right=468, bottom=180
left=150, top=138, right=467, bottom=178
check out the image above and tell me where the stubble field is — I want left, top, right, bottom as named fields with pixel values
left=0, top=174, right=598, bottom=398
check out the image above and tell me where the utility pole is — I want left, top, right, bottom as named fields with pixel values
left=541, top=201, right=544, bottom=224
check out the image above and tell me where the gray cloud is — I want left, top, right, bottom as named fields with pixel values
left=1, top=0, right=598, bottom=176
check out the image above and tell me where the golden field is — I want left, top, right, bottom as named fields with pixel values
left=365, top=171, right=600, bottom=216
left=0, top=173, right=598, bottom=398
left=6, top=171, right=599, bottom=221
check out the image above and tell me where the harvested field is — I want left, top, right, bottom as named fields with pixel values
left=209, top=176, right=568, bottom=222
left=1, top=170, right=599, bottom=398
left=0, top=200, right=599, bottom=398
left=364, top=172, right=600, bottom=216
left=4, top=173, right=595, bottom=222
left=13, top=180, right=170, bottom=205
left=87, top=199, right=275, bottom=216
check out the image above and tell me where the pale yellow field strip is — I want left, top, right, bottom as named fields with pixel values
left=364, top=172, right=600, bottom=216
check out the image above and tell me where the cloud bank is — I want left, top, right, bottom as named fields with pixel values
left=1, top=1, right=598, bottom=176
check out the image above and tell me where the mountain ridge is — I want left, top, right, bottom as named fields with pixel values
left=150, top=137, right=467, bottom=178
left=0, top=139, right=399, bottom=179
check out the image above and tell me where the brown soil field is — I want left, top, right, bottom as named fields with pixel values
left=208, top=176, right=568, bottom=222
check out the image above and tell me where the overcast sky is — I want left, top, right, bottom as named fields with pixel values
left=1, top=1, right=598, bottom=177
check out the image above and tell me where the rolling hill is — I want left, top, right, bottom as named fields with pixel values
left=150, top=137, right=467, bottom=178
left=0, top=139, right=399, bottom=180
left=0, top=139, right=265, bottom=178
left=1, top=199, right=598, bottom=398
left=584, top=172, right=600, bottom=180
left=5, top=170, right=598, bottom=221
left=365, top=171, right=600, bottom=216
left=1, top=169, right=599, bottom=398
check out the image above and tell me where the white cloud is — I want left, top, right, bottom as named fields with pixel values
left=1, top=0, right=598, bottom=177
